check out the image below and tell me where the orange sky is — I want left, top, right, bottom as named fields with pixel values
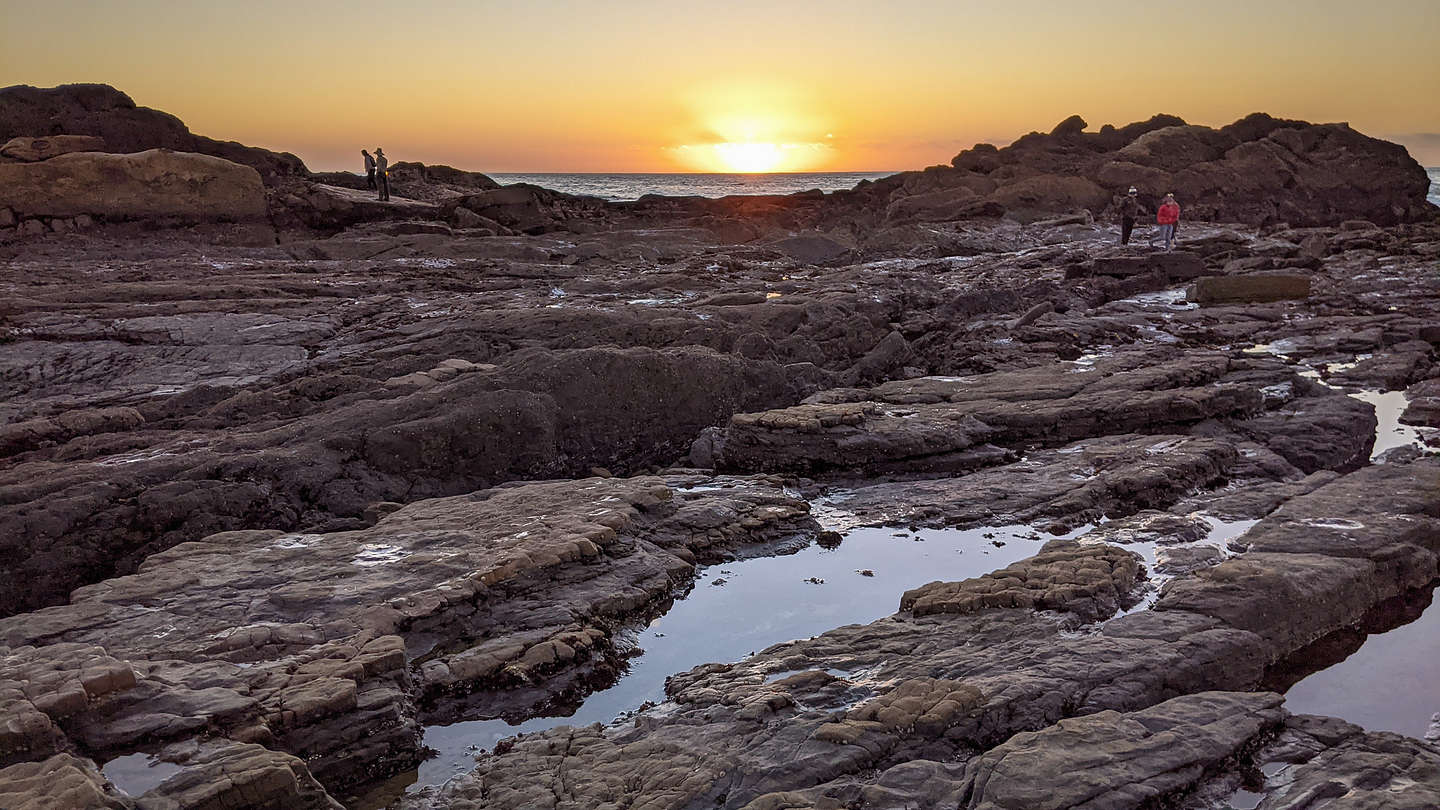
left=5, top=0, right=1439, bottom=172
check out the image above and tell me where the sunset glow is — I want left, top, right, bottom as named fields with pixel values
left=5, top=0, right=1439, bottom=171
left=680, top=141, right=831, bottom=173
left=710, top=142, right=784, bottom=173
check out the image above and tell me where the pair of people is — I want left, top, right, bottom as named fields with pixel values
left=1117, top=187, right=1180, bottom=250
left=362, top=148, right=390, bottom=201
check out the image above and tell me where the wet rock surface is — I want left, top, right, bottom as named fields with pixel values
left=2, top=88, right=1439, bottom=808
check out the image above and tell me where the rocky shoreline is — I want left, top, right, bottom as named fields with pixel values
left=1, top=84, right=1438, bottom=809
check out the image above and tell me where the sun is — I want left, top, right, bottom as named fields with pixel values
left=672, top=140, right=832, bottom=173
left=712, top=142, right=784, bottom=173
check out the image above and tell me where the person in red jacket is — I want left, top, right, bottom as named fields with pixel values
left=1151, top=193, right=1180, bottom=251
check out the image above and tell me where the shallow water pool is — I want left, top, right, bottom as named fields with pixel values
left=393, top=522, right=1068, bottom=797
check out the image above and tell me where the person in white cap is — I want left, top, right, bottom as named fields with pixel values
left=1117, top=186, right=1146, bottom=245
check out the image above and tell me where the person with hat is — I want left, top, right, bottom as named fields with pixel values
left=1152, top=193, right=1180, bottom=251
left=1117, top=186, right=1146, bottom=245
left=375, top=147, right=390, bottom=201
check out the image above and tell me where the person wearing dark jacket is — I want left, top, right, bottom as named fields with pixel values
left=375, top=147, right=390, bottom=201
left=362, top=150, right=376, bottom=190
left=1118, top=186, right=1146, bottom=245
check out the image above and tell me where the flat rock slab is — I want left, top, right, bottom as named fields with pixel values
left=819, top=433, right=1238, bottom=532
left=956, top=691, right=1285, bottom=810
left=1072, top=252, right=1208, bottom=281
left=137, top=740, right=342, bottom=809
left=717, top=352, right=1266, bottom=474
left=1188, top=272, right=1311, bottom=304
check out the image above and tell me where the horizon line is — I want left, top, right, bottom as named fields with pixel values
left=338, top=168, right=908, bottom=176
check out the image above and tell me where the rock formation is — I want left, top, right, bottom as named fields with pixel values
left=0, top=86, right=1438, bottom=809
left=944, top=112, right=1436, bottom=226
left=0, top=83, right=307, bottom=182
left=0, top=149, right=267, bottom=223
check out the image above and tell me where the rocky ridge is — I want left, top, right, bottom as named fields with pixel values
left=1, top=84, right=1435, bottom=244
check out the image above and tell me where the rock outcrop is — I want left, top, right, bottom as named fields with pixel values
left=942, top=112, right=1436, bottom=226
left=0, top=149, right=267, bottom=223
left=0, top=83, right=308, bottom=182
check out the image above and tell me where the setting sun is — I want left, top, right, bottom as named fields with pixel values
left=664, top=81, right=839, bottom=172
left=673, top=140, right=833, bottom=173
left=713, top=142, right=782, bottom=173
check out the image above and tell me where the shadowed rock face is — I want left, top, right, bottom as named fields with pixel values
left=0, top=345, right=809, bottom=616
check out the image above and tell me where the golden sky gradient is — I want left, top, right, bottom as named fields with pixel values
left=5, top=0, right=1439, bottom=172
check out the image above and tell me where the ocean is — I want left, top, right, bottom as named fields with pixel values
left=486, top=172, right=896, bottom=202
left=493, top=168, right=1440, bottom=207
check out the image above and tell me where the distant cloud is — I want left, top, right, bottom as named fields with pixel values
left=1389, top=133, right=1440, bottom=166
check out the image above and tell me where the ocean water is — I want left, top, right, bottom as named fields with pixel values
left=491, top=168, right=1439, bottom=205
left=486, top=172, right=895, bottom=202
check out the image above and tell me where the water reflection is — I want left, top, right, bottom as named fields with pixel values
left=1275, top=582, right=1439, bottom=738
left=398, top=523, right=1060, bottom=796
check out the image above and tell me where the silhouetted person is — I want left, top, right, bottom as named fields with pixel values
left=1118, top=186, right=1146, bottom=245
left=1152, top=193, right=1180, bottom=251
left=362, top=150, right=377, bottom=190
left=375, top=147, right=390, bottom=201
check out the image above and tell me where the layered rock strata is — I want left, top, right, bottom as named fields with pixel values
left=0, top=476, right=814, bottom=799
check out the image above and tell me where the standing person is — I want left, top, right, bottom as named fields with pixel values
left=375, top=147, right=390, bottom=201
left=1118, top=186, right=1145, bottom=246
left=1152, top=193, right=1180, bottom=251
left=362, top=150, right=376, bottom=190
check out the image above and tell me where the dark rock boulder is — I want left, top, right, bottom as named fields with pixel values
left=1049, top=114, right=1088, bottom=137
left=951, top=142, right=1001, bottom=173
